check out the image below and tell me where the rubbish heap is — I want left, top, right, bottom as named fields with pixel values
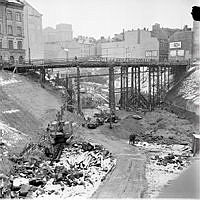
left=135, top=142, right=192, bottom=198
left=0, top=139, right=116, bottom=198
left=0, top=102, right=117, bottom=198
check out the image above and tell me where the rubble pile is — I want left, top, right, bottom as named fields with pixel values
left=135, top=142, right=192, bottom=198
left=84, top=111, right=120, bottom=129
left=0, top=140, right=116, bottom=199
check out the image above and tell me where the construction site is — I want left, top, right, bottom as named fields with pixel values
left=0, top=0, right=200, bottom=198
left=0, top=56, right=199, bottom=198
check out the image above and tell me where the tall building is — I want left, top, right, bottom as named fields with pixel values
left=100, top=29, right=160, bottom=60
left=169, top=25, right=193, bottom=61
left=43, top=24, right=96, bottom=59
left=0, top=0, right=25, bottom=63
left=23, top=0, right=43, bottom=60
left=43, top=23, right=73, bottom=43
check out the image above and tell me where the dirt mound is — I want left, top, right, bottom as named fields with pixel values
left=165, top=65, right=200, bottom=122
left=139, top=109, right=195, bottom=145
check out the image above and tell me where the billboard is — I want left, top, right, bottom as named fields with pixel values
left=170, top=50, right=176, bottom=57
left=177, top=50, right=184, bottom=56
left=169, top=41, right=181, bottom=49
left=145, top=50, right=158, bottom=57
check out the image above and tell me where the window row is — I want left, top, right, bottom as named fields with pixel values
left=7, top=25, right=22, bottom=36
left=7, top=10, right=22, bottom=22
left=0, top=39, right=23, bottom=50
left=0, top=55, right=24, bottom=64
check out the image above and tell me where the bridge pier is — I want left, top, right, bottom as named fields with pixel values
left=109, top=66, right=115, bottom=113
left=76, top=66, right=81, bottom=115
left=40, top=66, right=45, bottom=87
left=21, top=59, right=188, bottom=114
left=148, top=67, right=152, bottom=110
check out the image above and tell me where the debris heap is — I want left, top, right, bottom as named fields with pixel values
left=135, top=142, right=192, bottom=198
left=0, top=140, right=116, bottom=198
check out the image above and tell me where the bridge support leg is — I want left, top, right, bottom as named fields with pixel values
left=164, top=67, right=166, bottom=93
left=167, top=66, right=170, bottom=90
left=160, top=66, right=163, bottom=100
left=137, top=66, right=140, bottom=106
left=109, top=66, right=115, bottom=113
left=120, top=66, right=126, bottom=109
left=65, top=74, right=69, bottom=89
left=40, top=67, right=45, bottom=87
left=125, top=66, right=129, bottom=110
left=134, top=66, right=137, bottom=107
left=152, top=67, right=155, bottom=108
left=157, top=66, right=160, bottom=105
left=76, top=66, right=81, bottom=114
left=131, top=67, right=134, bottom=97
left=148, top=67, right=152, bottom=111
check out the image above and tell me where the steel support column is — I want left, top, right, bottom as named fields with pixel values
left=134, top=66, right=137, bottom=106
left=76, top=66, right=81, bottom=114
left=125, top=66, right=129, bottom=110
left=131, top=66, right=134, bottom=97
left=148, top=67, right=152, bottom=110
left=157, top=66, right=160, bottom=104
left=137, top=66, right=140, bottom=106
left=109, top=66, right=115, bottom=113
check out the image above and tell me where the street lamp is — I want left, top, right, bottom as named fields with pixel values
left=63, top=48, right=69, bottom=62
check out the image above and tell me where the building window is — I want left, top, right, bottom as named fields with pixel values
left=7, top=10, right=12, bottom=20
left=8, top=40, right=13, bottom=49
left=0, top=39, right=2, bottom=49
left=8, top=25, right=13, bottom=35
left=17, top=41, right=22, bottom=49
left=16, top=12, right=22, bottom=22
left=19, top=56, right=23, bottom=64
left=16, top=26, right=22, bottom=36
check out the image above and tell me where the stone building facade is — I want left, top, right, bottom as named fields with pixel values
left=0, top=0, right=25, bottom=63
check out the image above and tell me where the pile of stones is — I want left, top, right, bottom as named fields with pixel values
left=0, top=140, right=116, bottom=199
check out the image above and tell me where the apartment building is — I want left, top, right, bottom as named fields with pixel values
left=0, top=0, right=25, bottom=63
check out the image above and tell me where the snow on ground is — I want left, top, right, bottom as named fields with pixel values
left=2, top=110, right=20, bottom=114
left=0, top=121, right=28, bottom=156
left=0, top=76, right=21, bottom=86
left=178, top=68, right=200, bottom=101
left=135, top=142, right=192, bottom=198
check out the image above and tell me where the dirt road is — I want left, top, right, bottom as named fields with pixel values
left=80, top=126, right=146, bottom=198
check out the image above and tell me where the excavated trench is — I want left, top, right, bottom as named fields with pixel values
left=0, top=70, right=198, bottom=198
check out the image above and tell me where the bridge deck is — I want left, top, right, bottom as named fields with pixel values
left=2, top=59, right=189, bottom=70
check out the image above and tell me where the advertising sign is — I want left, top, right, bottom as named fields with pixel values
left=145, top=50, right=158, bottom=57
left=177, top=50, right=184, bottom=56
left=170, top=50, right=176, bottom=57
left=169, top=41, right=181, bottom=49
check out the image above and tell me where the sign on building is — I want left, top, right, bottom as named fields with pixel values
left=170, top=50, right=177, bottom=57
left=169, top=41, right=181, bottom=49
left=177, top=50, right=184, bottom=56
left=145, top=50, right=158, bottom=57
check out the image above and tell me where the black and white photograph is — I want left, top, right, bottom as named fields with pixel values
left=0, top=0, right=200, bottom=199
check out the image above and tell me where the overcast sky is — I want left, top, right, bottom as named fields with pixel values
left=27, top=0, right=198, bottom=39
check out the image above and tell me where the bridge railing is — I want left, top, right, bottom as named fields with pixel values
left=23, top=57, right=190, bottom=65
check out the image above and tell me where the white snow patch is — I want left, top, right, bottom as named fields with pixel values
left=0, top=121, right=27, bottom=147
left=0, top=77, right=21, bottom=86
left=2, top=110, right=20, bottom=114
